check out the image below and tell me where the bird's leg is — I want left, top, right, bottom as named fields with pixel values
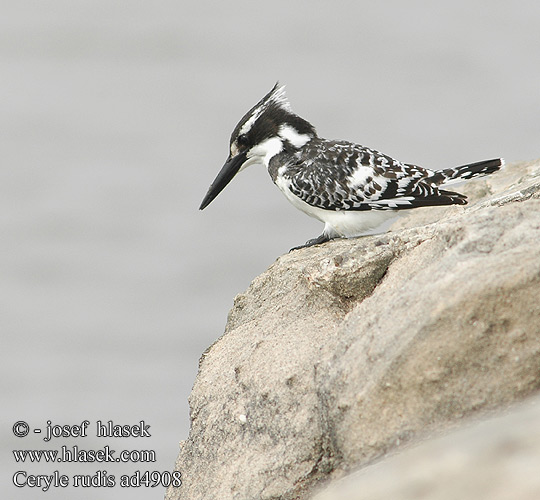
left=289, top=233, right=333, bottom=252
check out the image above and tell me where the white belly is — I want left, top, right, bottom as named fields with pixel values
left=275, top=176, right=401, bottom=238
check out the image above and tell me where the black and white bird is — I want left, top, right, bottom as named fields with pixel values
left=200, top=83, right=503, bottom=250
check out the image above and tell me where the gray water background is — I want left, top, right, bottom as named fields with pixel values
left=2, top=1, right=539, bottom=499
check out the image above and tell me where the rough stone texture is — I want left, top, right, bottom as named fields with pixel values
left=313, top=395, right=540, bottom=500
left=166, top=159, right=540, bottom=500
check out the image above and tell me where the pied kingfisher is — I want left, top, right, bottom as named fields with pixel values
left=200, top=83, right=503, bottom=250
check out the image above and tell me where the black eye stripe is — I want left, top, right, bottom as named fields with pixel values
left=237, top=134, right=248, bottom=146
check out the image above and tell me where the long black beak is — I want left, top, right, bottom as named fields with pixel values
left=199, top=151, right=247, bottom=210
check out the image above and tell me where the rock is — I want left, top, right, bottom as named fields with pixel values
left=312, top=395, right=540, bottom=500
left=166, top=159, right=540, bottom=500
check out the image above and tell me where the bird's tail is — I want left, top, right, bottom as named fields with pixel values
left=426, top=158, right=504, bottom=187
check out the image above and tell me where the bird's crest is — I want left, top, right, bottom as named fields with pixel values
left=266, top=82, right=290, bottom=111
left=236, top=82, right=291, bottom=138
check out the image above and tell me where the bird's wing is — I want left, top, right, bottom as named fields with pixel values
left=286, top=141, right=466, bottom=211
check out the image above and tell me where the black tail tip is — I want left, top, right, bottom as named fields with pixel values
left=458, top=158, right=505, bottom=179
left=477, top=157, right=505, bottom=175
left=488, top=157, right=505, bottom=171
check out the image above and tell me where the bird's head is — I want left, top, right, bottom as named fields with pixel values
left=199, top=83, right=317, bottom=210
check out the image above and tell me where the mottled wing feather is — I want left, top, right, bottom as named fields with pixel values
left=286, top=140, right=466, bottom=211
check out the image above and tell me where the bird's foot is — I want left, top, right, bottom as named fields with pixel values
left=289, top=234, right=332, bottom=252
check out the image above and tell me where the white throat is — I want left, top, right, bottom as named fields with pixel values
left=242, top=137, right=284, bottom=170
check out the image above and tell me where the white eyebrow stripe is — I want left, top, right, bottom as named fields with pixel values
left=239, top=85, right=290, bottom=136
left=240, top=103, right=266, bottom=135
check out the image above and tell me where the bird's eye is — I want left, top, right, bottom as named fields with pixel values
left=237, top=134, right=248, bottom=147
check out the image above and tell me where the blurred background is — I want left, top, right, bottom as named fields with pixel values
left=2, top=1, right=539, bottom=499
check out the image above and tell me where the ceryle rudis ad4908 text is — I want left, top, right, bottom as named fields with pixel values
left=200, top=83, right=503, bottom=250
